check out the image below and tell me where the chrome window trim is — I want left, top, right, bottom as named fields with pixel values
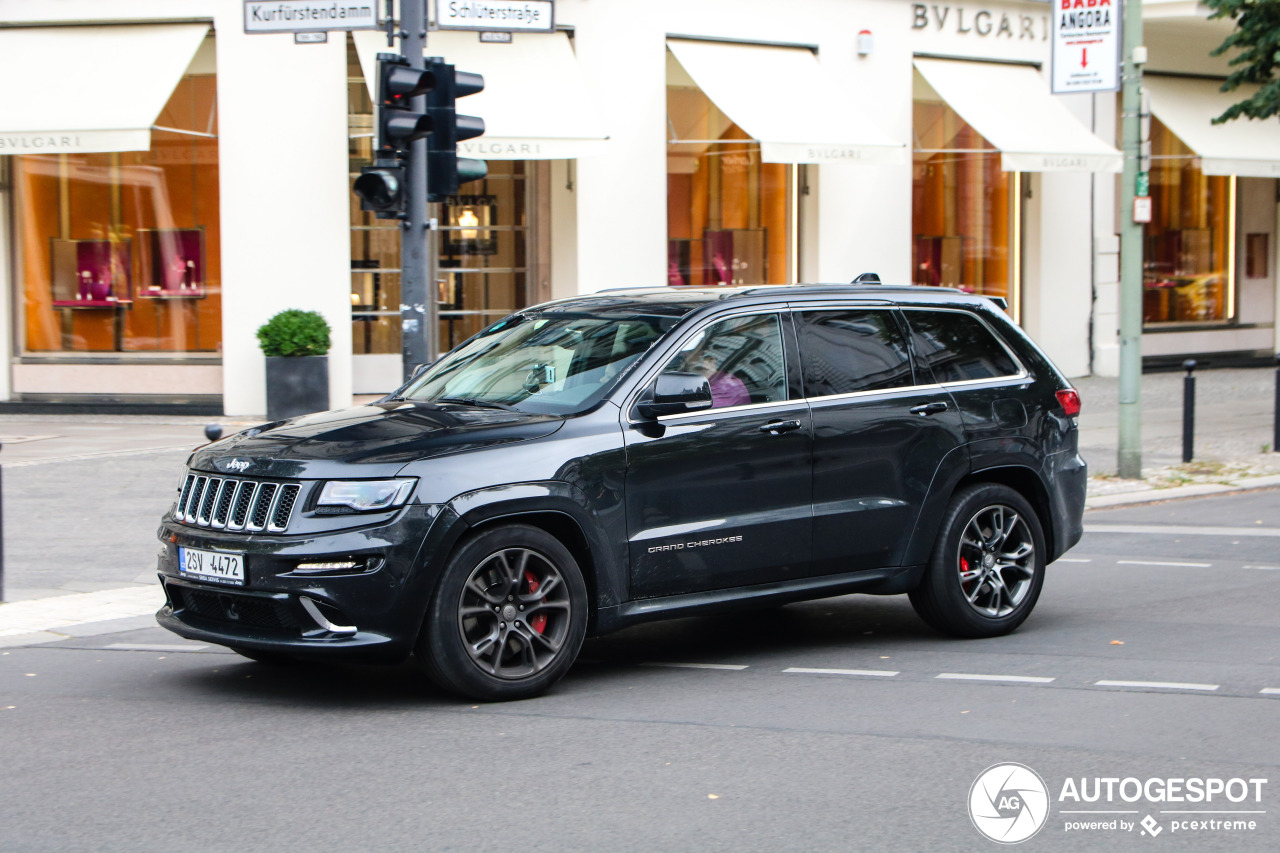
left=655, top=397, right=807, bottom=424
left=897, top=306, right=1030, bottom=384
left=803, top=382, right=948, bottom=406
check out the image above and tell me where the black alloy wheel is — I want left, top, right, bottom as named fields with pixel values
left=418, top=524, right=588, bottom=701
left=909, top=483, right=1046, bottom=638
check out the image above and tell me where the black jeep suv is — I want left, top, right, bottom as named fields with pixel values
left=156, top=284, right=1085, bottom=700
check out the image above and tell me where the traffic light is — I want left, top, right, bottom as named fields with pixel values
left=424, top=58, right=487, bottom=202
left=354, top=54, right=435, bottom=219
left=375, top=53, right=433, bottom=155
left=353, top=163, right=404, bottom=219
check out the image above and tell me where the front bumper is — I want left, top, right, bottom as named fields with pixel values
left=155, top=503, right=455, bottom=661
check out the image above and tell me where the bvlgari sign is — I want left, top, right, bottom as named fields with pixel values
left=1051, top=0, right=1121, bottom=93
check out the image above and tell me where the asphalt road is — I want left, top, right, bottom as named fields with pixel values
left=1, top=490, right=1278, bottom=852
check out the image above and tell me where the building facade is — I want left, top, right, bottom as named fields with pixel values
left=1, top=0, right=1276, bottom=414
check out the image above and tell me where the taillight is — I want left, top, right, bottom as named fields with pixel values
left=1056, top=388, right=1081, bottom=417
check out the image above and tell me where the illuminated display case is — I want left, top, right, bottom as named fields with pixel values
left=138, top=228, right=206, bottom=299
left=50, top=238, right=133, bottom=308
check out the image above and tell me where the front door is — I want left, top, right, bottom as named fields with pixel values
left=623, top=311, right=812, bottom=598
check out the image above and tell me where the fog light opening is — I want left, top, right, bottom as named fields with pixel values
left=299, top=597, right=357, bottom=635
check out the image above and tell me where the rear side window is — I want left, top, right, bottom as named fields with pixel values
left=797, top=310, right=914, bottom=396
left=904, top=310, right=1021, bottom=383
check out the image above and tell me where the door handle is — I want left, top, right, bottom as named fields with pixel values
left=760, top=419, right=803, bottom=434
left=909, top=402, right=950, bottom=416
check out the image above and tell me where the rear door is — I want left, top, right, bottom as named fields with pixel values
left=622, top=310, right=812, bottom=598
left=797, top=306, right=966, bottom=575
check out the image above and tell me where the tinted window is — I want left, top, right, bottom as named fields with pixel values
left=905, top=310, right=1020, bottom=383
left=798, top=310, right=913, bottom=396
left=663, top=313, right=787, bottom=408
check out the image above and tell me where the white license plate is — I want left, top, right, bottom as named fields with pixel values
left=177, top=547, right=245, bottom=586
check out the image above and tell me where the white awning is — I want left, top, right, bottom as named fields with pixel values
left=914, top=58, right=1122, bottom=173
left=666, top=39, right=905, bottom=166
left=0, top=24, right=210, bottom=155
left=353, top=30, right=608, bottom=160
left=1144, top=76, right=1280, bottom=178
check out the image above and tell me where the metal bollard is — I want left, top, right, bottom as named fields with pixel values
left=0, top=437, right=4, bottom=603
left=1274, top=354, right=1280, bottom=454
left=1182, top=359, right=1197, bottom=464
left=204, top=424, right=224, bottom=444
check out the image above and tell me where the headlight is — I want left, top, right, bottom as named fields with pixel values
left=316, top=479, right=416, bottom=512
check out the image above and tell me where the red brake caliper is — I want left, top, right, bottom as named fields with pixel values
left=524, top=570, right=547, bottom=634
left=959, top=556, right=971, bottom=587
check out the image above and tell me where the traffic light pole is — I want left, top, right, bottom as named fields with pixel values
left=1117, top=0, right=1144, bottom=478
left=399, top=0, right=435, bottom=382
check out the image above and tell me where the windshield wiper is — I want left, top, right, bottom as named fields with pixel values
left=436, top=396, right=519, bottom=412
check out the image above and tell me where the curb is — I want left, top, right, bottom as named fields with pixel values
left=1086, top=473, right=1280, bottom=510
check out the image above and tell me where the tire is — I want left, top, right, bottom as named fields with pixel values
left=909, top=483, right=1046, bottom=638
left=230, top=647, right=299, bottom=665
left=417, top=524, right=588, bottom=701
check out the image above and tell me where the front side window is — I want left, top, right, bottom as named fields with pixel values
left=662, top=314, right=787, bottom=408
left=797, top=310, right=914, bottom=397
left=402, top=311, right=678, bottom=414
left=905, top=310, right=1020, bottom=383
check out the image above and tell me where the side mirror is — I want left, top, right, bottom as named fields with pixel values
left=636, top=372, right=713, bottom=419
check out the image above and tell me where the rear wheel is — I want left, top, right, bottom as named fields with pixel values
left=417, top=524, right=588, bottom=701
left=909, top=484, right=1045, bottom=638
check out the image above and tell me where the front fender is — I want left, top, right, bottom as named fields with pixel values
left=444, top=481, right=626, bottom=615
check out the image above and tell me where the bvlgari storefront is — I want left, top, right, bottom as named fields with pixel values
left=1, top=0, right=1277, bottom=414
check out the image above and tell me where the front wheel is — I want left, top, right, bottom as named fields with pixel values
left=417, top=524, right=588, bottom=701
left=909, top=484, right=1046, bottom=638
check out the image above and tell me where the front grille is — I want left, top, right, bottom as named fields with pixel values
left=173, top=587, right=301, bottom=631
left=175, top=473, right=301, bottom=533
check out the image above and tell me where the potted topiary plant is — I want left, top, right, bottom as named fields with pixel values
left=256, top=308, right=332, bottom=420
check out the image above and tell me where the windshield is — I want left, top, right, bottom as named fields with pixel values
left=398, top=311, right=678, bottom=414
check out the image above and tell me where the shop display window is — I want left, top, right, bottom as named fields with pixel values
left=1142, top=117, right=1233, bottom=326
left=14, top=70, right=220, bottom=354
left=666, top=53, right=793, bottom=287
left=911, top=71, right=1018, bottom=313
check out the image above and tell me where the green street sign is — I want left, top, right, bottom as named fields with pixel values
left=1136, top=171, right=1150, bottom=198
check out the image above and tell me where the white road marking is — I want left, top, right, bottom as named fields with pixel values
left=1117, top=559, right=1212, bottom=568
left=1244, top=565, right=1280, bottom=571
left=1095, top=680, right=1219, bottom=691
left=1056, top=557, right=1091, bottom=563
left=1260, top=688, right=1280, bottom=695
left=936, top=673, right=1055, bottom=684
left=784, top=667, right=899, bottom=677
left=640, top=662, right=749, bottom=671
left=105, top=643, right=208, bottom=652
left=1087, top=524, right=1280, bottom=537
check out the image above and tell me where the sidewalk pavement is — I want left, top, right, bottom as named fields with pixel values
left=2, top=366, right=1279, bottom=641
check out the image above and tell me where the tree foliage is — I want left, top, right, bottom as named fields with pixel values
left=1204, top=0, right=1280, bottom=123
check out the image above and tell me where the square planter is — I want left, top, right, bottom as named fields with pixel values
left=265, top=355, right=330, bottom=421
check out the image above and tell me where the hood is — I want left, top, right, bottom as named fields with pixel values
left=188, top=402, right=565, bottom=479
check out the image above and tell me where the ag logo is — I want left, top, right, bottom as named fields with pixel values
left=969, top=763, right=1050, bottom=844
